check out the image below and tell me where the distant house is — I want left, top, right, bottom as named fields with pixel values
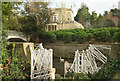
left=45, top=8, right=84, bottom=31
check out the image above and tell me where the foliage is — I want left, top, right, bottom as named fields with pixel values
left=62, top=32, right=73, bottom=43
left=96, top=14, right=106, bottom=28
left=106, top=27, right=119, bottom=37
left=103, top=11, right=109, bottom=16
left=18, top=2, right=50, bottom=43
left=89, top=52, right=120, bottom=80
left=86, top=33, right=93, bottom=40
left=56, top=72, right=90, bottom=81
left=73, top=31, right=88, bottom=43
left=74, top=4, right=118, bottom=28
left=2, top=44, right=30, bottom=80
left=54, top=31, right=67, bottom=41
left=110, top=8, right=118, bottom=17
left=41, top=32, right=56, bottom=43
left=93, top=29, right=111, bottom=42
left=63, top=32, right=73, bottom=43
left=74, top=2, right=91, bottom=28
left=44, top=27, right=120, bottom=43
left=112, top=32, right=120, bottom=42
left=2, top=2, right=22, bottom=30
left=2, top=2, right=30, bottom=80
left=104, top=19, right=115, bottom=27
left=90, top=11, right=97, bottom=27
left=110, top=8, right=118, bottom=13
left=65, top=72, right=90, bottom=80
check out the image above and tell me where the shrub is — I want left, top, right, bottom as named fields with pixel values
left=107, top=27, right=119, bottom=37
left=55, top=31, right=65, bottom=41
left=86, top=33, right=93, bottom=40
left=68, top=29, right=77, bottom=33
left=90, top=52, right=120, bottom=80
left=42, top=32, right=56, bottom=43
left=112, top=32, right=120, bottom=42
left=65, top=72, right=90, bottom=80
left=73, top=31, right=88, bottom=44
left=63, top=32, right=73, bottom=43
left=2, top=44, right=30, bottom=80
left=93, top=30, right=111, bottom=42
left=41, top=27, right=120, bottom=43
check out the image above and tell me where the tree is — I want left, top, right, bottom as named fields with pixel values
left=110, top=8, right=118, bottom=13
left=2, top=2, right=30, bottom=80
left=96, top=14, right=106, bottom=28
left=18, top=2, right=50, bottom=42
left=74, top=3, right=91, bottom=28
left=103, top=11, right=108, bottom=16
left=90, top=11, right=97, bottom=28
left=110, top=8, right=118, bottom=17
left=104, top=19, right=115, bottom=27
left=2, top=2, right=22, bottom=31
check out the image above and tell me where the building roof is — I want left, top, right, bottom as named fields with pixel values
left=51, top=8, right=73, bottom=13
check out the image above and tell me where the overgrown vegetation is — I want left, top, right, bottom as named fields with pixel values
left=65, top=72, right=90, bottom=80
left=2, top=29, right=30, bottom=80
left=57, top=52, right=120, bottom=81
left=57, top=72, right=90, bottom=81
left=1, top=2, right=120, bottom=80
left=2, top=2, right=30, bottom=80
left=88, top=52, right=120, bottom=80
left=2, top=44, right=30, bottom=80
left=41, top=27, right=120, bottom=44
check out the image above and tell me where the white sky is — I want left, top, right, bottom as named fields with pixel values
left=48, top=0, right=120, bottom=17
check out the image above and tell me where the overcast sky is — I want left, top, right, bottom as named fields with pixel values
left=49, top=0, right=120, bottom=16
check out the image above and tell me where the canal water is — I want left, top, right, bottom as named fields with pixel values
left=10, top=43, right=120, bottom=77
left=44, top=44, right=120, bottom=76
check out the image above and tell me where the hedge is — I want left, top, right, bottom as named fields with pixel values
left=112, top=32, right=120, bottom=42
left=93, top=29, right=111, bottom=42
left=40, top=27, right=120, bottom=43
left=40, top=32, right=56, bottom=43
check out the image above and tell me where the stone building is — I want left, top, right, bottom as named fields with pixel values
left=45, top=8, right=84, bottom=31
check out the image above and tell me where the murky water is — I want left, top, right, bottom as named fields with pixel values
left=10, top=43, right=120, bottom=76
left=44, top=44, right=120, bottom=76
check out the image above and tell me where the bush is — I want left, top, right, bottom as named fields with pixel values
left=42, top=32, right=56, bottom=43
left=65, top=72, right=90, bottom=80
left=86, top=33, right=93, bottom=40
left=41, top=27, right=120, bottom=43
left=90, top=52, right=120, bottom=80
left=73, top=31, right=88, bottom=44
left=63, top=32, right=73, bottom=43
left=55, top=31, right=65, bottom=41
left=107, top=27, right=119, bottom=37
left=112, top=32, right=120, bottom=42
left=2, top=44, right=30, bottom=80
left=93, top=30, right=111, bottom=42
